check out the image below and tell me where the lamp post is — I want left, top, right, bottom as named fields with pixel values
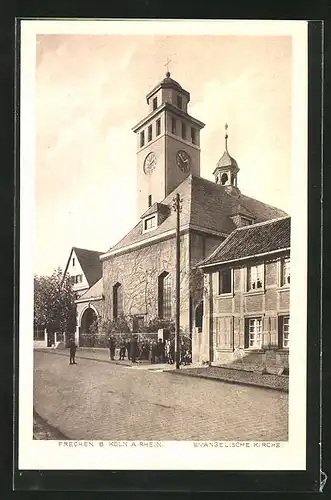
left=172, top=193, right=182, bottom=370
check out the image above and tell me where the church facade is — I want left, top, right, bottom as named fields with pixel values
left=75, top=72, right=287, bottom=349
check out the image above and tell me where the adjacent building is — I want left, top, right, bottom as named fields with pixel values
left=195, top=216, right=290, bottom=368
left=63, top=247, right=103, bottom=298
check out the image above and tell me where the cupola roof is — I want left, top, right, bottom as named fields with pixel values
left=213, top=123, right=239, bottom=174
left=146, top=71, right=190, bottom=103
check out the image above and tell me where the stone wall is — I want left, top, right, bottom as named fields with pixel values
left=102, top=233, right=191, bottom=331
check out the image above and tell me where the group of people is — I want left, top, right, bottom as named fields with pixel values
left=108, top=336, right=192, bottom=365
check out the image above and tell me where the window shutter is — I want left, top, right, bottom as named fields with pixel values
left=270, top=316, right=278, bottom=347
left=229, top=316, right=234, bottom=349
left=262, top=317, right=270, bottom=349
left=278, top=316, right=283, bottom=348
left=239, top=317, right=245, bottom=348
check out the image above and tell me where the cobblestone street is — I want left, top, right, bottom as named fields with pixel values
left=34, top=350, right=288, bottom=441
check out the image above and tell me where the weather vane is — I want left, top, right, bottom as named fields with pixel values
left=164, top=57, right=172, bottom=75
left=225, top=123, right=229, bottom=150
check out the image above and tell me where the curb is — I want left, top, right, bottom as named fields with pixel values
left=167, top=370, right=289, bottom=393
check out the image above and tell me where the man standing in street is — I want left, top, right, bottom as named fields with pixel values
left=130, top=335, right=138, bottom=363
left=69, top=337, right=77, bottom=365
left=108, top=336, right=115, bottom=361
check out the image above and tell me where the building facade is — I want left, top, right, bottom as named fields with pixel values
left=195, top=217, right=290, bottom=369
left=73, top=73, right=288, bottom=347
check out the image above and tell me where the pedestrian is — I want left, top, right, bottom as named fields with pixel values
left=165, top=339, right=170, bottom=364
left=108, top=336, right=115, bottom=360
left=119, top=339, right=126, bottom=360
left=69, top=337, right=77, bottom=365
left=130, top=335, right=138, bottom=363
left=180, top=340, right=186, bottom=365
left=126, top=339, right=131, bottom=360
left=169, top=339, right=175, bottom=364
left=151, top=339, right=157, bottom=364
left=157, top=338, right=164, bottom=363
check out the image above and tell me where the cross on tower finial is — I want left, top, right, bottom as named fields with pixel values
left=225, top=123, right=229, bottom=151
left=164, top=57, right=172, bottom=77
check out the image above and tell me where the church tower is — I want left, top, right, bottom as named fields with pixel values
left=213, top=124, right=240, bottom=194
left=133, top=72, right=205, bottom=217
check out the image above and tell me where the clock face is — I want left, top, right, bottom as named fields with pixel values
left=176, top=150, right=191, bottom=173
left=143, top=152, right=157, bottom=175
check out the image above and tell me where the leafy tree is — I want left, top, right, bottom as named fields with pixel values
left=34, top=267, right=76, bottom=334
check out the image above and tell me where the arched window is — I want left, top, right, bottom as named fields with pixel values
left=221, top=173, right=228, bottom=185
left=158, top=272, right=172, bottom=319
left=113, top=282, right=123, bottom=319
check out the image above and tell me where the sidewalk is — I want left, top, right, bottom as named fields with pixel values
left=35, top=348, right=288, bottom=391
left=168, top=365, right=289, bottom=392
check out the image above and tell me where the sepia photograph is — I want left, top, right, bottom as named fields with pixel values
left=18, top=19, right=308, bottom=471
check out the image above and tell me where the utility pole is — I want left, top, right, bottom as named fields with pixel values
left=172, top=192, right=182, bottom=370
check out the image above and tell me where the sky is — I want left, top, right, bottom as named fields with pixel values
left=34, top=31, right=292, bottom=276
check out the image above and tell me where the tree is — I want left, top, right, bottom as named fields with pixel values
left=34, top=267, right=76, bottom=334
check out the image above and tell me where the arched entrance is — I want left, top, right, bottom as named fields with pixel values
left=79, top=307, right=98, bottom=347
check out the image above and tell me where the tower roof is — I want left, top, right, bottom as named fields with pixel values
left=146, top=71, right=190, bottom=103
left=213, top=123, right=238, bottom=173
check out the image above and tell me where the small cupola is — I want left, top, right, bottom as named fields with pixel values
left=213, top=124, right=240, bottom=193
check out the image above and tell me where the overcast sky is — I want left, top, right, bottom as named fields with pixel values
left=34, top=32, right=292, bottom=276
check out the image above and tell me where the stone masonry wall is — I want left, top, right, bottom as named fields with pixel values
left=102, top=233, right=191, bottom=331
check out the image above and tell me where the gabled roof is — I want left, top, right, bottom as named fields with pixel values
left=199, top=216, right=291, bottom=268
left=101, top=175, right=288, bottom=258
left=64, top=247, right=103, bottom=287
left=76, top=277, right=103, bottom=302
left=73, top=247, right=103, bottom=286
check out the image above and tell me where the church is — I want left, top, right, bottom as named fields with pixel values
left=75, top=71, right=288, bottom=357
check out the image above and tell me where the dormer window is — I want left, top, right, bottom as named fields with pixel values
left=240, top=217, right=253, bottom=227
left=153, top=97, right=157, bottom=110
left=177, top=95, right=182, bottom=110
left=144, top=216, right=156, bottom=231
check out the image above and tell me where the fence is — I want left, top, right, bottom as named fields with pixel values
left=33, top=329, right=67, bottom=348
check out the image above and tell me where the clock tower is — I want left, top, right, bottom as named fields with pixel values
left=132, top=72, right=205, bottom=217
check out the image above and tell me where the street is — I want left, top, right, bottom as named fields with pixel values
left=34, top=350, right=288, bottom=441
